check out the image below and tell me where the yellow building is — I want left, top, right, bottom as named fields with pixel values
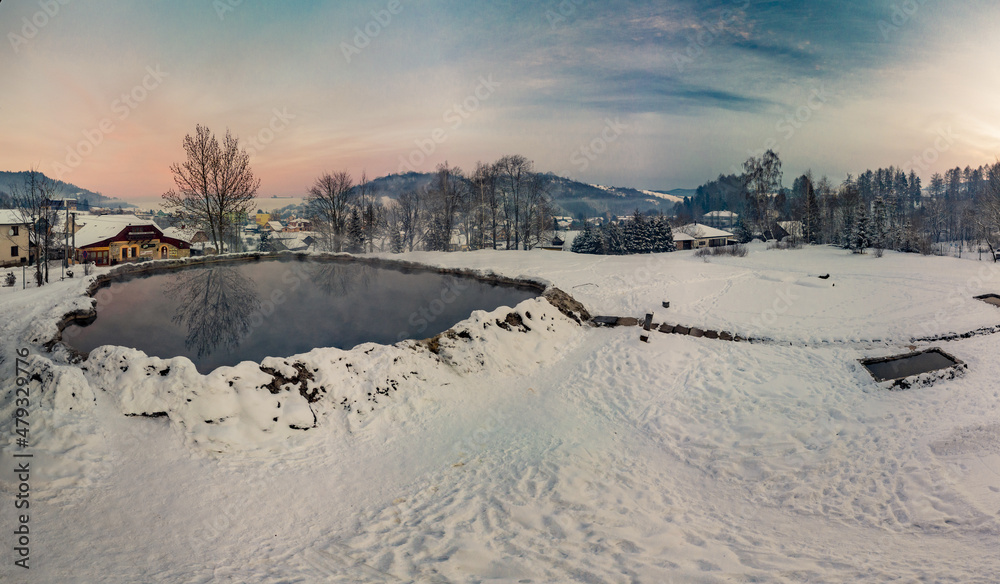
left=0, top=210, right=31, bottom=267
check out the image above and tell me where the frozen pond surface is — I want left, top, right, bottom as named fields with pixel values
left=63, top=258, right=539, bottom=373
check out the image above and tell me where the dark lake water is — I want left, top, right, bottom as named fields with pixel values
left=63, top=259, right=539, bottom=373
left=862, top=350, right=959, bottom=382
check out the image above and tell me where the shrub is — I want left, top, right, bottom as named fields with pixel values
left=696, top=244, right=747, bottom=258
left=767, top=238, right=802, bottom=251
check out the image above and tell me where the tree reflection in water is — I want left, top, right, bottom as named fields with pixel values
left=164, top=267, right=261, bottom=358
left=304, top=261, right=375, bottom=297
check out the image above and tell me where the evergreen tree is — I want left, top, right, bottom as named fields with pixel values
left=571, top=222, right=598, bottom=254
left=605, top=222, right=626, bottom=255
left=732, top=218, right=753, bottom=244
left=257, top=230, right=274, bottom=252
left=424, top=217, right=450, bottom=252
left=804, top=180, right=821, bottom=244
left=900, top=221, right=913, bottom=252
left=851, top=200, right=869, bottom=254
left=629, top=210, right=653, bottom=254
left=871, top=196, right=889, bottom=254
left=840, top=205, right=854, bottom=249
left=650, top=216, right=677, bottom=252
left=389, top=228, right=403, bottom=253
left=347, top=208, right=364, bottom=253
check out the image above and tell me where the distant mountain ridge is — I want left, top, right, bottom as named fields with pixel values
left=0, top=171, right=132, bottom=208
left=367, top=171, right=689, bottom=218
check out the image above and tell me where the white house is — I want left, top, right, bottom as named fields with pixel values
left=673, top=223, right=734, bottom=250
left=702, top=210, right=738, bottom=229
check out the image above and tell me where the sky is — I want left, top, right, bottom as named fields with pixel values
left=2, top=0, right=1000, bottom=201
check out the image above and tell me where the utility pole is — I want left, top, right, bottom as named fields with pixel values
left=71, top=212, right=76, bottom=267
left=63, top=204, right=69, bottom=277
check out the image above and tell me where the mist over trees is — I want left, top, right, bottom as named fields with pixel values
left=307, top=155, right=554, bottom=254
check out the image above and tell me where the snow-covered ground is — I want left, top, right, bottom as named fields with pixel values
left=2, top=244, right=999, bottom=582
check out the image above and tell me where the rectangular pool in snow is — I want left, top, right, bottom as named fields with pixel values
left=861, top=348, right=964, bottom=385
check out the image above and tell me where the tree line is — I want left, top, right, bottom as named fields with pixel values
left=571, top=211, right=677, bottom=255
left=156, top=127, right=556, bottom=254
left=681, top=148, right=1000, bottom=261
left=306, top=154, right=554, bottom=253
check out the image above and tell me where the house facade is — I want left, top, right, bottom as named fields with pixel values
left=0, top=210, right=31, bottom=267
left=673, top=223, right=734, bottom=250
left=73, top=215, right=191, bottom=266
left=702, top=210, right=738, bottom=229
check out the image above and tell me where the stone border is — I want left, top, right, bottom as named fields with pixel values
left=591, top=316, right=752, bottom=343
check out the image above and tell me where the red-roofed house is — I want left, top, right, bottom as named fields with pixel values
left=73, top=215, right=191, bottom=266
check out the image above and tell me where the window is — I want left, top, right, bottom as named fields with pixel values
left=10, top=246, right=17, bottom=257
left=11, top=226, right=18, bottom=236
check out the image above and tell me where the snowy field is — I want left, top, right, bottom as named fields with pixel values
left=2, top=243, right=1000, bottom=582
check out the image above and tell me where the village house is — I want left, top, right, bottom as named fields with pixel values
left=776, top=220, right=804, bottom=241
left=73, top=215, right=191, bottom=266
left=0, top=210, right=31, bottom=267
left=702, top=210, right=738, bottom=229
left=283, top=218, right=311, bottom=232
left=673, top=223, right=734, bottom=250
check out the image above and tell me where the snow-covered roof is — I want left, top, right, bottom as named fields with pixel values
left=0, top=210, right=29, bottom=226
left=272, top=231, right=316, bottom=251
left=162, top=227, right=195, bottom=244
left=777, top=221, right=803, bottom=238
left=267, top=221, right=283, bottom=231
left=74, top=215, right=156, bottom=248
left=703, top=210, right=738, bottom=218
left=676, top=223, right=733, bottom=239
left=672, top=231, right=695, bottom=242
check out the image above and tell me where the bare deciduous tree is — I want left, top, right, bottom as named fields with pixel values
left=307, top=171, right=355, bottom=252
left=741, top=149, right=782, bottom=236
left=162, top=125, right=260, bottom=255
left=425, top=163, right=467, bottom=251
left=9, top=167, right=58, bottom=285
